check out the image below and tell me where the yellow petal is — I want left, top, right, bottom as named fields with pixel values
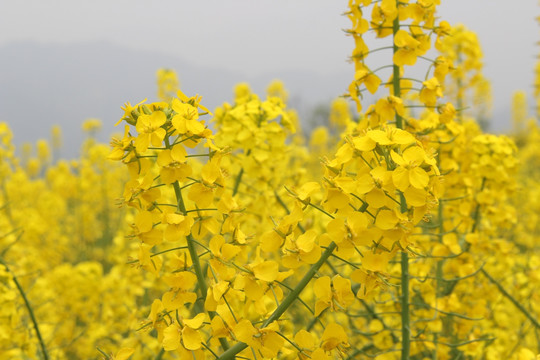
left=184, top=313, right=206, bottom=329
left=150, top=110, right=167, bottom=127
left=201, top=161, right=220, bottom=184
left=332, top=275, right=354, bottom=307
left=157, top=149, right=173, bottom=167
left=171, top=145, right=187, bottom=162
left=314, top=276, right=332, bottom=300
left=135, top=210, right=154, bottom=233
left=409, top=167, right=429, bottom=189
left=188, top=183, right=214, bottom=207
left=162, top=324, right=181, bottom=351
left=162, top=290, right=188, bottom=310
left=164, top=212, right=185, bottom=225
left=163, top=271, right=197, bottom=289
left=151, top=128, right=166, bottom=146
left=334, top=176, right=357, bottom=193
left=352, top=136, right=376, bottom=151
left=392, top=129, right=416, bottom=144
left=217, top=191, right=237, bottom=214
left=222, top=243, right=240, bottom=261
left=324, top=188, right=350, bottom=212
left=335, top=143, right=354, bottom=164
left=300, top=246, right=322, bottom=265
left=356, top=173, right=375, bottom=194
left=375, top=210, right=398, bottom=230
left=347, top=212, right=369, bottom=234
left=149, top=299, right=163, bottom=327
left=394, top=30, right=420, bottom=48
left=362, top=252, right=391, bottom=272
left=209, top=235, right=225, bottom=256
left=403, top=187, right=426, bottom=206
left=252, top=261, right=279, bottom=282
left=365, top=188, right=387, bottom=208
left=392, top=167, right=410, bottom=191
left=114, top=348, right=134, bottom=360
left=296, top=230, right=317, bottom=253
left=403, top=146, right=426, bottom=164
left=182, top=326, right=202, bottom=350
left=312, top=348, right=332, bottom=360
left=139, top=228, right=163, bottom=246
left=234, top=319, right=257, bottom=345
left=321, top=323, right=348, bottom=351
left=187, top=119, right=205, bottom=134
left=294, top=330, right=316, bottom=349
left=259, top=331, right=284, bottom=358
left=367, top=130, right=392, bottom=145
left=390, top=150, right=406, bottom=167
left=365, top=73, right=381, bottom=94
left=260, top=231, right=283, bottom=252
left=297, top=182, right=320, bottom=200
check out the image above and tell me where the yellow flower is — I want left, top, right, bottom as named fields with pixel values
left=361, top=251, right=393, bottom=272
left=135, top=110, right=167, bottom=153
left=252, top=261, right=279, bottom=282
left=156, top=68, right=179, bottom=102
left=162, top=314, right=205, bottom=352
left=321, top=323, right=349, bottom=351
left=391, top=146, right=431, bottom=191
left=393, top=30, right=422, bottom=66
left=172, top=99, right=205, bottom=135
left=156, top=145, right=191, bottom=184
left=353, top=64, right=382, bottom=95
left=234, top=320, right=284, bottom=358
left=116, top=98, right=146, bottom=125
left=162, top=323, right=182, bottom=351
left=419, top=77, right=443, bottom=106
left=110, top=348, right=134, bottom=360
left=282, top=230, right=322, bottom=269
left=374, top=96, right=405, bottom=121
left=209, top=235, right=240, bottom=261
left=375, top=209, right=399, bottom=230
left=109, top=125, right=133, bottom=161
left=314, top=275, right=355, bottom=315
left=82, top=118, right=102, bottom=133
left=187, top=182, right=215, bottom=208
left=162, top=211, right=193, bottom=242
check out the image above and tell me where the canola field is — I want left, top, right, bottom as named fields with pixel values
left=1, top=1, right=540, bottom=359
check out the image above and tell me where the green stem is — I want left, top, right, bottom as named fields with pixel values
left=0, top=258, right=49, bottom=360
left=217, top=242, right=337, bottom=360
left=470, top=177, right=486, bottom=234
left=400, top=251, right=410, bottom=360
left=392, top=14, right=403, bottom=130
left=232, top=167, right=244, bottom=196
left=172, top=181, right=187, bottom=215
left=232, top=149, right=251, bottom=196
left=155, top=348, right=165, bottom=360
left=392, top=7, right=410, bottom=359
left=164, top=136, right=229, bottom=351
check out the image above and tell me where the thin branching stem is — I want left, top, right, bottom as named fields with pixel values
left=0, top=258, right=49, bottom=360
left=217, top=242, right=337, bottom=360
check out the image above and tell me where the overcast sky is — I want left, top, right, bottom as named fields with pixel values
left=0, top=0, right=538, bottom=140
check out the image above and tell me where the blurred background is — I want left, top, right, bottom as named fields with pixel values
left=0, top=0, right=537, bottom=156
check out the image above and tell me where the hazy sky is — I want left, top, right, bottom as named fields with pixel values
left=0, top=0, right=539, bottom=135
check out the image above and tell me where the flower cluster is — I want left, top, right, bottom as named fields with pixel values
left=2, top=1, right=540, bottom=360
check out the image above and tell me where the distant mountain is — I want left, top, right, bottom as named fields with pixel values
left=0, top=41, right=351, bottom=156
